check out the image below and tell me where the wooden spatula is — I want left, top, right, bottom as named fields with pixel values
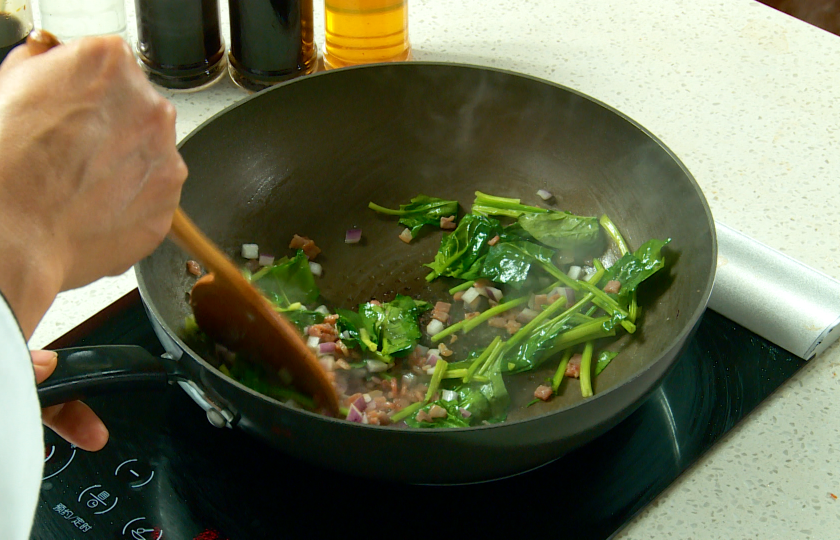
left=26, top=29, right=340, bottom=416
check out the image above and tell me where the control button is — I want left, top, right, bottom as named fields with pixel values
left=78, top=484, right=119, bottom=515
left=122, top=517, right=163, bottom=540
left=115, top=458, right=155, bottom=489
left=43, top=435, right=76, bottom=480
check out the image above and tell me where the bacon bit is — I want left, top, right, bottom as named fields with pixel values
left=335, top=359, right=351, bottom=370
left=534, top=385, right=553, bottom=401
left=324, top=314, right=339, bottom=325
left=533, top=294, right=550, bottom=309
left=428, top=404, right=448, bottom=418
left=565, top=353, right=583, bottom=378
left=453, top=290, right=465, bottom=301
left=547, top=292, right=562, bottom=304
left=488, top=317, right=508, bottom=329
left=488, top=235, right=500, bottom=246
left=505, top=319, right=522, bottom=335
left=416, top=409, right=432, bottom=422
left=464, top=311, right=481, bottom=320
left=369, top=299, right=382, bottom=306
left=432, top=310, right=450, bottom=323
left=434, top=301, right=451, bottom=313
left=440, top=215, right=457, bottom=230
left=604, top=280, right=622, bottom=294
left=474, top=278, right=492, bottom=289
left=289, top=234, right=321, bottom=260
left=398, top=228, right=413, bottom=243
left=437, top=343, right=454, bottom=357
left=449, top=334, right=459, bottom=344
left=307, top=323, right=337, bottom=341
left=186, top=260, right=202, bottom=276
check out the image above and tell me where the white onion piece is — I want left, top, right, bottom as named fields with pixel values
left=461, top=286, right=481, bottom=305
left=340, top=330, right=352, bottom=340
left=258, top=254, right=275, bottom=267
left=414, top=344, right=430, bottom=356
left=315, top=305, right=330, bottom=315
left=309, top=261, right=323, bottom=277
left=536, top=189, right=553, bottom=201
left=564, top=287, right=576, bottom=308
left=306, top=336, right=320, bottom=349
left=366, top=359, right=389, bottom=373
left=441, top=389, right=458, bottom=402
left=363, top=393, right=372, bottom=403
left=345, top=229, right=362, bottom=244
left=398, top=228, right=413, bottom=243
left=241, top=243, right=259, bottom=259
left=567, top=265, right=582, bottom=280
left=319, top=356, right=335, bottom=371
left=426, top=319, right=445, bottom=336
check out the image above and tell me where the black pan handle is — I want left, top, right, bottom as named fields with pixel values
left=37, top=346, right=175, bottom=407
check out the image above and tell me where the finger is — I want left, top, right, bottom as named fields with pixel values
left=42, top=401, right=109, bottom=452
left=31, top=349, right=58, bottom=384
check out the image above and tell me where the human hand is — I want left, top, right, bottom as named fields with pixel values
left=0, top=36, right=188, bottom=338
left=31, top=350, right=108, bottom=451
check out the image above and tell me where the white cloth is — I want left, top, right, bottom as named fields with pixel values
left=0, top=293, right=43, bottom=539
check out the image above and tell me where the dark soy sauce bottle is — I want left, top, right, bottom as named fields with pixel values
left=0, top=8, right=32, bottom=64
left=228, top=0, right=317, bottom=92
left=134, top=0, right=226, bottom=91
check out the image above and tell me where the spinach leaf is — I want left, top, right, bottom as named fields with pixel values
left=252, top=249, right=319, bottom=307
left=424, top=214, right=503, bottom=281
left=403, top=398, right=471, bottom=428
left=518, top=211, right=603, bottom=255
left=471, top=191, right=548, bottom=218
left=481, top=239, right=558, bottom=285
left=339, top=295, right=430, bottom=359
left=599, top=238, right=670, bottom=305
left=369, top=195, right=459, bottom=238
left=502, top=314, right=577, bottom=373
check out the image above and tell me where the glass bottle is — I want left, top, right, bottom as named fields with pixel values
left=227, top=0, right=318, bottom=92
left=323, top=0, right=411, bottom=70
left=134, top=0, right=227, bottom=91
left=0, top=0, right=33, bottom=63
left=38, top=0, right=127, bottom=42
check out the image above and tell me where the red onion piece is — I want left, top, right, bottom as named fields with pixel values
left=345, top=229, right=362, bottom=244
left=459, top=407, right=472, bottom=418
left=427, top=353, right=439, bottom=367
left=352, top=395, right=367, bottom=412
left=346, top=405, right=363, bottom=422
left=319, top=342, right=336, bottom=354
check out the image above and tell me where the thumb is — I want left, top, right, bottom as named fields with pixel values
left=31, top=350, right=58, bottom=384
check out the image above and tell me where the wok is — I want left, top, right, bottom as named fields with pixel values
left=39, top=62, right=716, bottom=484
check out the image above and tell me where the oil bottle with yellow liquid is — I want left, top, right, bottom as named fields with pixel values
left=323, top=0, right=410, bottom=69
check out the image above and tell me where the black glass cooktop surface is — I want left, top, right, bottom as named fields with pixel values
left=31, top=290, right=805, bottom=540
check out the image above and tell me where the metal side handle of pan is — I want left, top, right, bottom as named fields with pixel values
left=709, top=221, right=840, bottom=360
left=37, top=346, right=178, bottom=407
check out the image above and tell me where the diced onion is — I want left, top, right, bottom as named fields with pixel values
left=241, top=243, right=259, bottom=259
left=319, top=342, right=336, bottom=354
left=345, top=229, right=362, bottom=244
left=536, top=189, right=553, bottom=201
left=427, top=353, right=439, bottom=367
left=485, top=286, right=503, bottom=302
left=315, top=305, right=330, bottom=315
left=414, top=344, right=430, bottom=356
left=441, top=389, right=458, bottom=402
left=366, top=359, right=389, bottom=373
left=319, top=356, right=335, bottom=371
left=567, top=265, right=582, bottom=280
left=258, top=254, right=275, bottom=267
left=306, top=336, right=320, bottom=349
left=426, top=319, right=445, bottom=336
left=346, top=405, right=363, bottom=422
left=309, top=261, right=323, bottom=277
left=353, top=394, right=367, bottom=412
left=461, top=286, right=481, bottom=305
left=459, top=407, right=472, bottom=418
left=339, top=330, right=352, bottom=340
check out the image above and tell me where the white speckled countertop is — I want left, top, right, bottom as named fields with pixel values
left=28, top=0, right=840, bottom=537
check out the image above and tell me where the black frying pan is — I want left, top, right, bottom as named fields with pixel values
left=39, top=63, right=715, bottom=484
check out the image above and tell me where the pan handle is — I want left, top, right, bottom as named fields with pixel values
left=37, top=345, right=177, bottom=408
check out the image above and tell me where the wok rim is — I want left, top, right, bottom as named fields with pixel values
left=136, top=61, right=718, bottom=435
